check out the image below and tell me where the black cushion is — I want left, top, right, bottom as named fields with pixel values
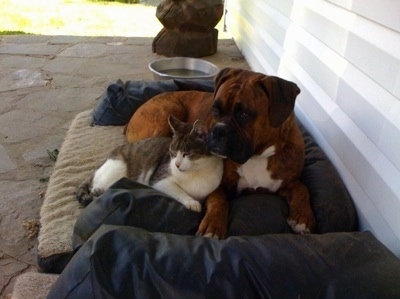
left=49, top=225, right=400, bottom=299
left=92, top=79, right=214, bottom=126
left=299, top=122, right=358, bottom=233
left=73, top=179, right=292, bottom=251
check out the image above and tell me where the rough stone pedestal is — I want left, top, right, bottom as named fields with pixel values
left=152, top=0, right=223, bottom=57
left=153, top=28, right=219, bottom=57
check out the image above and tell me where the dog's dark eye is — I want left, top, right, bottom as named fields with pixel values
left=211, top=100, right=222, bottom=117
left=212, top=106, right=220, bottom=117
left=236, top=108, right=255, bottom=124
left=238, top=112, right=249, bottom=119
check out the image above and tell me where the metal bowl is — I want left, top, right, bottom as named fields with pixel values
left=149, top=57, right=219, bottom=80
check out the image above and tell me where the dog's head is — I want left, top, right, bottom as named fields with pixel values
left=208, top=68, right=301, bottom=164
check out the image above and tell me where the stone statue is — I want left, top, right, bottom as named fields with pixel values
left=153, top=0, right=224, bottom=57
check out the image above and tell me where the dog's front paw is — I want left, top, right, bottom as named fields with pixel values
left=195, top=187, right=228, bottom=239
left=196, top=214, right=227, bottom=239
left=287, top=211, right=316, bottom=234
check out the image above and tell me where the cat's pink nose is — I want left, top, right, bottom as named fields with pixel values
left=175, top=161, right=181, bottom=169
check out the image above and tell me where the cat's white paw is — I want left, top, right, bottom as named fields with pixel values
left=182, top=199, right=202, bottom=212
left=91, top=188, right=104, bottom=197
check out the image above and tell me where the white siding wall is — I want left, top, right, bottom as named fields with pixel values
left=226, top=0, right=400, bottom=257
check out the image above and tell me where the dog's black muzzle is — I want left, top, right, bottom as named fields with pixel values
left=208, top=122, right=253, bottom=164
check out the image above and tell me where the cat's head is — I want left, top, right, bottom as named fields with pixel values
left=168, top=115, right=210, bottom=171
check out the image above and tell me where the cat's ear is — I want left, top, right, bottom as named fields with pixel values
left=190, top=120, right=208, bottom=140
left=168, top=115, right=182, bottom=135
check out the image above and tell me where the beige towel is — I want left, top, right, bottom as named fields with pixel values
left=38, top=110, right=125, bottom=258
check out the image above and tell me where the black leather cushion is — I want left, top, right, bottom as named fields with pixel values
left=72, top=178, right=292, bottom=251
left=73, top=179, right=205, bottom=250
left=299, top=122, right=358, bottom=233
left=92, top=79, right=214, bottom=126
left=50, top=225, right=400, bottom=299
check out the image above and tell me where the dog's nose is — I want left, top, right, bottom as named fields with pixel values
left=211, top=123, right=231, bottom=139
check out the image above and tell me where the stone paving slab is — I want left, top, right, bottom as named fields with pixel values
left=0, top=34, right=248, bottom=297
left=0, top=145, right=16, bottom=173
left=0, top=43, right=64, bottom=57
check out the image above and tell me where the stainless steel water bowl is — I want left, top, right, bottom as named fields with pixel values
left=149, top=57, right=219, bottom=80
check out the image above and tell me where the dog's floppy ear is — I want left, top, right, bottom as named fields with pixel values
left=214, top=67, right=240, bottom=92
left=259, top=76, right=300, bottom=127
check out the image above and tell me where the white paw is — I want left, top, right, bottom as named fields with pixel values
left=287, top=219, right=310, bottom=234
left=181, top=199, right=202, bottom=212
left=202, top=233, right=219, bottom=239
left=91, top=188, right=104, bottom=197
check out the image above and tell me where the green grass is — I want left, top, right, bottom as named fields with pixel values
left=0, top=0, right=230, bottom=38
left=0, top=31, right=30, bottom=35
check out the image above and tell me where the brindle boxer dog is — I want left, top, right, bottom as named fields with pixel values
left=125, top=68, right=316, bottom=238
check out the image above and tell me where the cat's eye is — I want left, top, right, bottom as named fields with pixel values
left=183, top=153, right=191, bottom=158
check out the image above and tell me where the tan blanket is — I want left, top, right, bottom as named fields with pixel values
left=38, top=110, right=125, bottom=259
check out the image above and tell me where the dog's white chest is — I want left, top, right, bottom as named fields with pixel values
left=236, top=146, right=283, bottom=193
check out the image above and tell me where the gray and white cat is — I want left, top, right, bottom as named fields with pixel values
left=76, top=116, right=223, bottom=212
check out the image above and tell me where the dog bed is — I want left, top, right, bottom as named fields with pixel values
left=14, top=79, right=400, bottom=298
left=36, top=79, right=358, bottom=274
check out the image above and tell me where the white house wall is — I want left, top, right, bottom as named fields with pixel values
left=226, top=0, right=400, bottom=257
